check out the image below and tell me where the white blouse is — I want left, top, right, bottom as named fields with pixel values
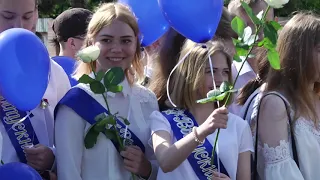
left=0, top=59, right=71, bottom=163
left=150, top=111, right=254, bottom=180
left=245, top=91, right=320, bottom=180
left=55, top=79, right=159, bottom=180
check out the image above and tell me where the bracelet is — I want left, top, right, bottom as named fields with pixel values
left=192, top=127, right=204, bottom=144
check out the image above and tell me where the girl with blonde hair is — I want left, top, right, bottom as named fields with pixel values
left=150, top=40, right=253, bottom=180
left=55, top=3, right=159, bottom=180
left=246, top=12, right=320, bottom=179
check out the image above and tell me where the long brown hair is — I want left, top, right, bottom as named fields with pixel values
left=170, top=40, right=233, bottom=110
left=73, top=3, right=144, bottom=85
left=266, top=12, right=320, bottom=124
left=237, top=47, right=269, bottom=105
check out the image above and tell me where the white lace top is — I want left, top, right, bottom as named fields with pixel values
left=55, top=79, right=159, bottom=180
left=244, top=91, right=320, bottom=180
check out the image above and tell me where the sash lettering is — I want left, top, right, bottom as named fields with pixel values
left=0, top=96, right=39, bottom=163
left=162, top=109, right=229, bottom=180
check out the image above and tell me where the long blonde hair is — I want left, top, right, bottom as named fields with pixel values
left=169, top=40, right=233, bottom=110
left=266, top=12, right=320, bottom=124
left=73, top=2, right=144, bottom=84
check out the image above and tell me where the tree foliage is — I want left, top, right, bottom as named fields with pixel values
left=39, top=0, right=320, bottom=19
left=38, top=0, right=113, bottom=18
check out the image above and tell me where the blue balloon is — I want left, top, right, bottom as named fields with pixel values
left=0, top=162, right=42, bottom=180
left=158, top=0, right=224, bottom=43
left=0, top=28, right=50, bottom=111
left=52, top=56, right=78, bottom=87
left=119, top=0, right=170, bottom=47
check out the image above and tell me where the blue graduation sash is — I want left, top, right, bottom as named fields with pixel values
left=56, top=87, right=145, bottom=153
left=162, top=109, right=229, bottom=180
left=0, top=96, right=39, bottom=163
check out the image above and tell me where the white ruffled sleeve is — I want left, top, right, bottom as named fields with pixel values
left=253, top=93, right=304, bottom=180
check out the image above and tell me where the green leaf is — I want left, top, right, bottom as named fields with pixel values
left=104, top=67, right=125, bottom=88
left=267, top=50, right=281, bottom=70
left=263, top=22, right=278, bottom=45
left=207, top=89, right=222, bottom=98
left=225, top=89, right=238, bottom=93
left=124, top=119, right=130, bottom=126
left=233, top=54, right=242, bottom=62
left=235, top=45, right=249, bottom=57
left=220, top=81, right=231, bottom=93
left=96, top=70, right=105, bottom=82
left=94, top=113, right=107, bottom=122
left=231, top=16, right=246, bottom=37
left=84, top=125, right=100, bottom=149
left=270, top=21, right=282, bottom=31
left=94, top=116, right=116, bottom=132
left=258, top=38, right=267, bottom=47
left=94, top=121, right=106, bottom=132
left=90, top=81, right=106, bottom=94
left=216, top=92, right=228, bottom=101
left=104, top=129, right=117, bottom=141
left=78, top=74, right=95, bottom=84
left=197, top=92, right=229, bottom=104
left=240, top=1, right=261, bottom=25
left=105, top=116, right=117, bottom=125
left=108, top=85, right=123, bottom=93
left=262, top=38, right=276, bottom=50
left=196, top=97, right=215, bottom=104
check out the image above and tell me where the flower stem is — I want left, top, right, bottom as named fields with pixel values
left=89, top=64, right=135, bottom=178
left=211, top=5, right=271, bottom=167
left=90, top=64, right=112, bottom=116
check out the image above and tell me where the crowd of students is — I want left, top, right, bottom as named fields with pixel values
left=0, top=0, right=319, bottom=179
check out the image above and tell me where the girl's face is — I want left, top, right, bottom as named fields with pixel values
left=93, top=19, right=137, bottom=72
left=204, top=52, right=230, bottom=93
left=0, top=0, right=37, bottom=33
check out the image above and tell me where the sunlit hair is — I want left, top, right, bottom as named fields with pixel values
left=73, top=2, right=144, bottom=84
left=266, top=12, right=320, bottom=124
left=168, top=40, right=233, bottom=110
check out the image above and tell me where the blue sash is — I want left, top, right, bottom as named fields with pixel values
left=162, top=109, right=229, bottom=180
left=0, top=96, right=39, bottom=163
left=56, top=87, right=145, bottom=153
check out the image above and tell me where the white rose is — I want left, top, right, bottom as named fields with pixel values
left=264, top=0, right=289, bottom=9
left=76, top=46, right=100, bottom=63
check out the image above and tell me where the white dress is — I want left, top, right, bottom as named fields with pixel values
left=0, top=59, right=71, bottom=164
left=55, top=79, right=159, bottom=180
left=150, top=111, right=254, bottom=180
left=246, top=91, right=320, bottom=180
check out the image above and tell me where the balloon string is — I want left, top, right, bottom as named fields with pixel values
left=208, top=48, right=220, bottom=177
left=217, top=141, right=221, bottom=177
left=208, top=55, right=220, bottom=107
left=167, top=46, right=195, bottom=107
left=8, top=111, right=32, bottom=132
left=123, top=95, right=132, bottom=146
